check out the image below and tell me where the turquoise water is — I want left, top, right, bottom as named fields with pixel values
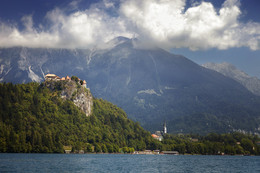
left=0, top=154, right=259, bottom=173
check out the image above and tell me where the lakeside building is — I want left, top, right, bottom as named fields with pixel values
left=161, top=151, right=179, bottom=155
left=134, top=150, right=153, bottom=155
left=64, top=150, right=72, bottom=154
left=133, top=150, right=178, bottom=155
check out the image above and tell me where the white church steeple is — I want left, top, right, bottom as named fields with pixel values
left=163, top=121, right=167, bottom=134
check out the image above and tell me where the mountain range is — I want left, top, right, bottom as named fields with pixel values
left=0, top=37, right=260, bottom=134
left=203, top=62, right=260, bottom=96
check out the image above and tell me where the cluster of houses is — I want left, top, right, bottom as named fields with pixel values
left=45, top=74, right=87, bottom=88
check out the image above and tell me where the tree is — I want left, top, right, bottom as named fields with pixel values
left=106, top=143, right=114, bottom=153
left=71, top=76, right=79, bottom=82
left=224, top=145, right=236, bottom=155
left=94, top=144, right=102, bottom=153
left=85, top=143, right=93, bottom=152
left=241, top=138, right=254, bottom=153
left=0, top=137, right=7, bottom=152
left=175, top=143, right=186, bottom=154
left=101, top=144, right=108, bottom=153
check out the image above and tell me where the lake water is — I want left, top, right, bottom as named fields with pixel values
left=0, top=154, right=259, bottom=173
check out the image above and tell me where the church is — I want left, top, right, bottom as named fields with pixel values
left=151, top=121, right=167, bottom=141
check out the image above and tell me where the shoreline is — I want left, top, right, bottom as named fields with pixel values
left=0, top=152, right=257, bottom=156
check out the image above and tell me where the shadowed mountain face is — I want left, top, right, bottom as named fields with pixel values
left=1, top=37, right=260, bottom=134
left=203, top=62, right=260, bottom=96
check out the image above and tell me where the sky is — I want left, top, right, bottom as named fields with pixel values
left=0, top=0, right=259, bottom=77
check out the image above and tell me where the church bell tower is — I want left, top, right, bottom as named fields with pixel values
left=163, top=121, right=167, bottom=134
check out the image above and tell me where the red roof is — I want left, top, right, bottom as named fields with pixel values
left=151, top=134, right=159, bottom=138
left=65, top=76, right=71, bottom=80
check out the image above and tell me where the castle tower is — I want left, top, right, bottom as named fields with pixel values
left=82, top=80, right=87, bottom=88
left=163, top=121, right=167, bottom=134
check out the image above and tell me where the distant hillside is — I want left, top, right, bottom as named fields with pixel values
left=0, top=37, right=260, bottom=134
left=0, top=80, right=157, bottom=153
left=203, top=62, right=260, bottom=96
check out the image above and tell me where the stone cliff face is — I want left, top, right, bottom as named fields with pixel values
left=45, top=79, right=93, bottom=116
left=72, top=91, right=92, bottom=117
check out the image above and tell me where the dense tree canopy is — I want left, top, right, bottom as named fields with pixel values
left=0, top=82, right=155, bottom=153
left=161, top=133, right=260, bottom=155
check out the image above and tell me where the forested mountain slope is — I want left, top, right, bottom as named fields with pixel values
left=0, top=80, right=157, bottom=153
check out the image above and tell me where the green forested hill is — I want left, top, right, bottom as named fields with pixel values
left=0, top=82, right=158, bottom=153
left=1, top=82, right=259, bottom=155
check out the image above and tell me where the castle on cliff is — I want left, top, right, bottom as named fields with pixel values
left=45, top=74, right=87, bottom=88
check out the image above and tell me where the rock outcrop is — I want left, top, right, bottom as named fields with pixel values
left=45, top=79, right=93, bottom=116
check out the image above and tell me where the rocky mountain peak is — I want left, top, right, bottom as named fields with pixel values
left=203, top=62, right=260, bottom=96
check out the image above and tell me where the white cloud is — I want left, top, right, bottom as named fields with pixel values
left=0, top=2, right=132, bottom=49
left=21, top=15, right=34, bottom=32
left=0, top=0, right=259, bottom=50
left=0, top=20, right=60, bottom=48
left=120, top=0, right=260, bottom=50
